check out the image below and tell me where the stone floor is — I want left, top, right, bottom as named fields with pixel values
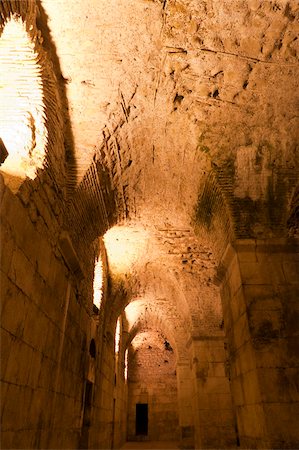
left=120, top=441, right=180, bottom=449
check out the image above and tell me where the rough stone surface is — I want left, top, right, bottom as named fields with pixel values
left=1, top=1, right=299, bottom=449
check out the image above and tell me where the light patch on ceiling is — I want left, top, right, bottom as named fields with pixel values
left=103, top=225, right=150, bottom=275
left=130, top=330, right=167, bottom=352
left=124, top=299, right=152, bottom=330
left=0, top=16, right=47, bottom=188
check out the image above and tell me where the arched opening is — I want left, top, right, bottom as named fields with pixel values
left=115, top=317, right=121, bottom=354
left=0, top=15, right=48, bottom=192
left=89, top=339, right=96, bottom=359
left=126, top=330, right=179, bottom=443
left=93, top=254, right=103, bottom=312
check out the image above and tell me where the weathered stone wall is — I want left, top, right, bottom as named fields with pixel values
left=0, top=173, right=127, bottom=450
left=87, top=312, right=127, bottom=450
left=127, top=331, right=180, bottom=442
left=219, top=238, right=299, bottom=449
left=1, top=176, right=84, bottom=448
left=190, top=337, right=237, bottom=449
left=0, top=4, right=119, bottom=449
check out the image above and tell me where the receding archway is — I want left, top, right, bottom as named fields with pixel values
left=127, top=329, right=180, bottom=443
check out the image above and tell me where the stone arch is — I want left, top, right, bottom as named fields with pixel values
left=125, top=326, right=181, bottom=442
left=193, top=168, right=235, bottom=263
left=124, top=307, right=178, bottom=358
left=122, top=297, right=191, bottom=365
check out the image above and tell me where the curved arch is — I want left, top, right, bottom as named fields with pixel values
left=193, top=169, right=235, bottom=264
left=123, top=298, right=188, bottom=362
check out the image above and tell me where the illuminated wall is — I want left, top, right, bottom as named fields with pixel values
left=0, top=16, right=47, bottom=191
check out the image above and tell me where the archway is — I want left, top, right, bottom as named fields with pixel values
left=127, top=329, right=179, bottom=443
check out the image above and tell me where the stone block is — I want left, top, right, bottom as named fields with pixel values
left=254, top=336, right=299, bottom=368
left=0, top=431, right=14, bottom=449
left=37, top=356, right=57, bottom=390
left=206, top=342, right=226, bottom=362
left=22, top=305, right=48, bottom=350
left=248, top=308, right=283, bottom=341
left=1, top=283, right=28, bottom=338
left=230, top=285, right=246, bottom=323
left=35, top=237, right=53, bottom=282
left=220, top=408, right=235, bottom=427
left=239, top=261, right=272, bottom=285
left=231, top=376, right=245, bottom=406
left=201, top=424, right=237, bottom=449
left=28, top=350, right=43, bottom=389
left=283, top=261, right=299, bottom=284
left=263, top=402, right=299, bottom=445
left=237, top=340, right=256, bottom=375
left=242, top=369, right=261, bottom=405
left=0, top=225, right=15, bottom=275
left=227, top=256, right=242, bottom=296
left=1, top=188, right=39, bottom=261
left=27, top=388, right=51, bottom=429
left=204, top=376, right=231, bottom=394
left=243, top=284, right=281, bottom=310
left=236, top=403, right=265, bottom=439
left=1, top=384, right=31, bottom=431
left=4, top=340, right=33, bottom=386
left=233, top=312, right=250, bottom=351
left=8, top=248, right=35, bottom=299
left=179, top=406, right=194, bottom=425
left=257, top=367, right=299, bottom=403
left=199, top=392, right=233, bottom=410
left=208, top=362, right=225, bottom=377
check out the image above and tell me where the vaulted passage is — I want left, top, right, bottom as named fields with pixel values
left=1, top=1, right=299, bottom=449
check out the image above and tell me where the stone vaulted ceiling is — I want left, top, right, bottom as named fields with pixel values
left=1, top=0, right=295, bottom=346
left=42, top=0, right=299, bottom=240
left=38, top=0, right=299, bottom=344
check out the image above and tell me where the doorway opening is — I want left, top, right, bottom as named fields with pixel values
left=136, top=403, right=148, bottom=436
left=79, top=380, right=93, bottom=449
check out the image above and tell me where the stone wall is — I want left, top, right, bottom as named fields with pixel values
left=190, top=337, right=237, bottom=449
left=1, top=175, right=84, bottom=448
left=220, top=238, right=299, bottom=449
left=0, top=173, right=128, bottom=449
left=127, top=331, right=180, bottom=442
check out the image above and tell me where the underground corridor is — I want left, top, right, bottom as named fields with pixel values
left=0, top=0, right=299, bottom=449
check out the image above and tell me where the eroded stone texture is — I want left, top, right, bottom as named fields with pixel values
left=219, top=239, right=299, bottom=448
left=1, top=0, right=299, bottom=449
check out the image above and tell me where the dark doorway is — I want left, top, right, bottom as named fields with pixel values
left=79, top=381, right=93, bottom=449
left=136, top=403, right=148, bottom=435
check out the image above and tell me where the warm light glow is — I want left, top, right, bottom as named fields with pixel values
left=124, top=298, right=153, bottom=329
left=93, top=256, right=103, bottom=309
left=124, top=349, right=128, bottom=381
left=115, top=317, right=121, bottom=353
left=103, top=226, right=150, bottom=275
left=131, top=331, right=153, bottom=351
left=0, top=16, right=47, bottom=182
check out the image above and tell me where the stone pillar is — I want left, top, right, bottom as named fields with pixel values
left=190, top=338, right=237, bottom=449
left=176, top=360, right=195, bottom=448
left=219, top=238, right=299, bottom=449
